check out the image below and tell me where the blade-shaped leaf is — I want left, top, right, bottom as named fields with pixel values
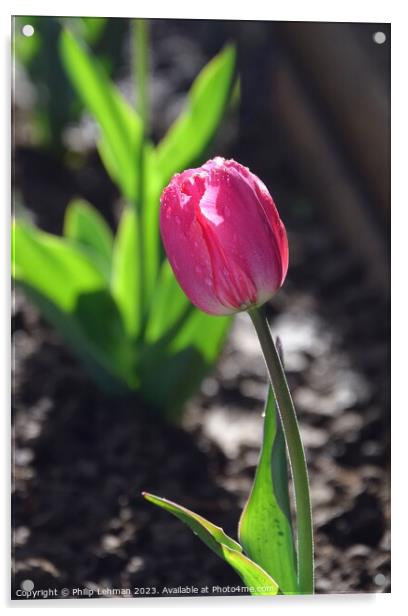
left=18, top=282, right=135, bottom=394
left=12, top=219, right=136, bottom=392
left=141, top=259, right=231, bottom=418
left=140, top=143, right=163, bottom=303
left=12, top=219, right=106, bottom=311
left=156, top=44, right=236, bottom=184
left=219, top=545, right=278, bottom=596
left=59, top=29, right=142, bottom=203
left=144, top=259, right=191, bottom=343
left=169, top=308, right=230, bottom=364
left=238, top=387, right=298, bottom=594
left=63, top=198, right=114, bottom=281
left=141, top=263, right=231, bottom=419
left=111, top=207, right=140, bottom=339
left=143, top=493, right=279, bottom=596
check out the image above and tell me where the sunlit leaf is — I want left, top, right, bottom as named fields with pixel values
left=12, top=219, right=106, bottom=311
left=143, top=492, right=279, bottom=596
left=19, top=283, right=133, bottom=394
left=59, top=29, right=142, bottom=203
left=140, top=143, right=163, bottom=304
left=12, top=219, right=136, bottom=392
left=144, top=259, right=190, bottom=343
left=63, top=198, right=114, bottom=281
left=169, top=308, right=230, bottom=364
left=238, top=387, right=298, bottom=594
left=156, top=44, right=236, bottom=183
left=111, top=207, right=140, bottom=338
left=142, top=260, right=231, bottom=418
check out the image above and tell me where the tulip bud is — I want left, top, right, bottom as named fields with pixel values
left=160, top=157, right=289, bottom=316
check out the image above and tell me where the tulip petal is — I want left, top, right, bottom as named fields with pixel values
left=160, top=157, right=289, bottom=316
left=217, top=159, right=288, bottom=285
left=160, top=184, right=233, bottom=315
left=201, top=162, right=284, bottom=304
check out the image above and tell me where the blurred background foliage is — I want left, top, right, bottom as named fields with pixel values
left=13, top=16, right=128, bottom=154
left=12, top=17, right=238, bottom=420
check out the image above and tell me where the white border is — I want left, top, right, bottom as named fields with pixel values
left=0, top=0, right=394, bottom=21
left=2, top=0, right=403, bottom=614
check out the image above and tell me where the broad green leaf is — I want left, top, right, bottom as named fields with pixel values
left=156, top=44, right=236, bottom=183
left=63, top=198, right=114, bottom=281
left=143, top=493, right=279, bottom=596
left=12, top=219, right=136, bottom=392
left=169, top=308, right=230, bottom=364
left=59, top=29, right=142, bottom=203
left=19, top=282, right=135, bottom=394
left=144, top=259, right=191, bottom=343
left=219, top=545, right=278, bottom=596
left=12, top=219, right=106, bottom=311
left=111, top=207, right=140, bottom=338
left=141, top=264, right=231, bottom=419
left=141, top=259, right=231, bottom=418
left=238, top=387, right=298, bottom=594
left=102, top=142, right=162, bottom=311
left=140, top=144, right=163, bottom=303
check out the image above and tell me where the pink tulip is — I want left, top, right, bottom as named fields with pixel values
left=160, top=157, right=289, bottom=316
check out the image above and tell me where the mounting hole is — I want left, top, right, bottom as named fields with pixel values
left=21, top=24, right=35, bottom=38
left=21, top=579, right=34, bottom=592
left=373, top=31, right=386, bottom=45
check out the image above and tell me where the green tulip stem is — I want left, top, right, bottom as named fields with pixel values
left=248, top=306, right=314, bottom=594
left=133, top=18, right=150, bottom=144
left=132, top=18, right=150, bottom=331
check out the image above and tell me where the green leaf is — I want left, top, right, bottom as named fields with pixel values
left=12, top=219, right=136, bottom=392
left=140, top=144, right=163, bottom=303
left=156, top=44, right=236, bottom=183
left=169, top=308, right=230, bottom=364
left=81, top=17, right=107, bottom=44
left=238, top=387, right=298, bottom=594
left=111, top=207, right=140, bottom=338
left=141, top=260, right=231, bottom=419
left=143, top=493, right=279, bottom=596
left=63, top=198, right=114, bottom=281
left=144, top=260, right=191, bottom=342
left=59, top=29, right=142, bottom=203
left=21, top=283, right=135, bottom=394
left=12, top=219, right=106, bottom=311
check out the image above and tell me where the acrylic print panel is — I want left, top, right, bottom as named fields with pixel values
left=11, top=16, right=390, bottom=600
